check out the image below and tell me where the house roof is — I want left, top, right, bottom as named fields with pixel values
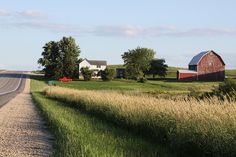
left=188, top=50, right=225, bottom=66
left=177, top=70, right=198, bottom=74
left=85, top=59, right=107, bottom=66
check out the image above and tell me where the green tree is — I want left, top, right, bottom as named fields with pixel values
left=38, top=36, right=81, bottom=79
left=147, top=59, right=168, bottom=78
left=59, top=37, right=80, bottom=78
left=122, top=47, right=155, bottom=79
left=81, top=67, right=93, bottom=81
left=101, top=68, right=115, bottom=81
left=38, top=41, right=61, bottom=78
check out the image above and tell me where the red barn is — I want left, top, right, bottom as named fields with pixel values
left=177, top=50, right=225, bottom=81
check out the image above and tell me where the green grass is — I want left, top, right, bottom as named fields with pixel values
left=45, top=85, right=236, bottom=157
left=226, top=69, right=236, bottom=78
left=56, top=79, right=219, bottom=94
left=30, top=76, right=172, bottom=157
left=165, top=66, right=187, bottom=78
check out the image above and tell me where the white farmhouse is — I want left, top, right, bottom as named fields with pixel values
left=79, top=58, right=107, bottom=74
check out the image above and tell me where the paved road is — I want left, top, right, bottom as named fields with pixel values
left=0, top=71, right=26, bottom=108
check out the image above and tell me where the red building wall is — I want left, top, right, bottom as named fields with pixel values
left=197, top=52, right=225, bottom=81
left=177, top=72, right=198, bottom=81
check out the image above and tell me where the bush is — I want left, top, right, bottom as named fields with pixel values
left=137, top=77, right=147, bottom=83
left=80, top=67, right=93, bottom=81
left=218, top=79, right=236, bottom=94
left=101, top=68, right=115, bottom=81
left=206, top=79, right=236, bottom=100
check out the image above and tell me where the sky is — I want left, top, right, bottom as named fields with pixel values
left=0, top=0, right=236, bottom=70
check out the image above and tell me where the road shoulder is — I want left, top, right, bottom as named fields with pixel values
left=0, top=78, right=53, bottom=157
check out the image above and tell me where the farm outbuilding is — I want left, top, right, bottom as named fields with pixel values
left=116, top=68, right=126, bottom=78
left=177, top=50, right=225, bottom=81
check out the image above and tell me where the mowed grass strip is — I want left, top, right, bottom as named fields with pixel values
left=56, top=79, right=219, bottom=93
left=30, top=77, right=171, bottom=157
left=46, top=86, right=236, bottom=157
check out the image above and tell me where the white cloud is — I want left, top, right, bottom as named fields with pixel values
left=80, top=25, right=236, bottom=38
left=17, top=10, right=46, bottom=19
left=0, top=9, right=10, bottom=16
left=0, top=9, right=46, bottom=19
left=1, top=9, right=236, bottom=38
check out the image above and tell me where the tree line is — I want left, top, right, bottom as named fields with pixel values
left=38, top=36, right=168, bottom=81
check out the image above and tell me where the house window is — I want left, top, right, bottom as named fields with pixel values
left=209, top=62, right=213, bottom=66
left=97, top=65, right=101, bottom=68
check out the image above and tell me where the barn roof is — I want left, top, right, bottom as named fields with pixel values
left=86, top=59, right=107, bottom=66
left=188, top=50, right=225, bottom=66
left=189, top=51, right=208, bottom=65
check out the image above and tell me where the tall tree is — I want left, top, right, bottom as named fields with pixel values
left=146, top=59, right=168, bottom=78
left=59, top=37, right=80, bottom=78
left=38, top=36, right=81, bottom=78
left=38, top=41, right=61, bottom=78
left=122, top=47, right=155, bottom=79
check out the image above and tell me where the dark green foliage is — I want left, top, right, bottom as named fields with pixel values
left=38, top=36, right=80, bottom=79
left=218, top=79, right=236, bottom=94
left=101, top=68, right=115, bottom=81
left=213, top=79, right=236, bottom=100
left=146, top=59, right=168, bottom=78
left=137, top=77, right=147, bottom=83
left=199, top=79, right=236, bottom=100
left=122, top=47, right=155, bottom=80
left=81, top=67, right=93, bottom=81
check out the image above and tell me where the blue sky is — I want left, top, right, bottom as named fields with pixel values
left=0, top=0, right=236, bottom=70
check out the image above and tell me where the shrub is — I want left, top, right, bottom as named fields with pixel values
left=101, top=68, right=115, bottom=81
left=137, top=77, right=147, bottom=83
left=218, top=79, right=236, bottom=94
left=80, top=67, right=93, bottom=81
left=213, top=79, right=236, bottom=100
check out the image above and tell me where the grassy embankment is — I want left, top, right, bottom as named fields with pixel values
left=45, top=85, right=236, bottom=157
left=30, top=76, right=172, bottom=157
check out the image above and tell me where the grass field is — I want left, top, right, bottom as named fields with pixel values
left=45, top=85, right=236, bottom=157
left=56, top=79, right=219, bottom=94
left=30, top=76, right=172, bottom=157
left=226, top=69, right=236, bottom=78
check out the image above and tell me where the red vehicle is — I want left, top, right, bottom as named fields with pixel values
left=59, top=77, right=73, bottom=82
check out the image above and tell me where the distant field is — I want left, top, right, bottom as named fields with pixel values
left=226, top=69, right=236, bottom=78
left=165, top=66, right=187, bottom=78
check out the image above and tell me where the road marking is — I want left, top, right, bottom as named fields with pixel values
left=0, top=75, right=23, bottom=96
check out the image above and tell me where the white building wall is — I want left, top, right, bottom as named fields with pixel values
left=79, top=60, right=91, bottom=70
left=79, top=60, right=107, bottom=72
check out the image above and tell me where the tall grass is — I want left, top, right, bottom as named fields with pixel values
left=31, top=77, right=171, bottom=157
left=46, top=86, right=236, bottom=157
